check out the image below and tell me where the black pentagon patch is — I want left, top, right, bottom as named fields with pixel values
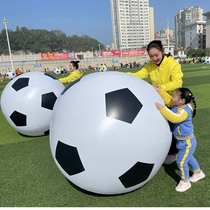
left=12, top=78, right=29, bottom=91
left=119, top=161, right=154, bottom=188
left=41, top=92, right=57, bottom=110
left=105, top=88, right=142, bottom=124
left=10, top=111, right=27, bottom=126
left=55, top=141, right=85, bottom=176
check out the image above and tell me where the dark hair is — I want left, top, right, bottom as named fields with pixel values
left=147, top=40, right=172, bottom=57
left=147, top=40, right=164, bottom=53
left=176, top=87, right=197, bottom=117
left=70, top=60, right=80, bottom=69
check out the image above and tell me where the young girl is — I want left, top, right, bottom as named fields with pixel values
left=154, top=85, right=205, bottom=192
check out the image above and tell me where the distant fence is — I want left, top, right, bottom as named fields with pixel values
left=0, top=53, right=149, bottom=74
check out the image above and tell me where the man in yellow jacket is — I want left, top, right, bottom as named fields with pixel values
left=128, top=40, right=184, bottom=165
left=59, top=61, right=83, bottom=84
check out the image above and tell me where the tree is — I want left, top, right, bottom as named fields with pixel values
left=205, top=48, right=210, bottom=56
left=195, top=49, right=205, bottom=57
left=187, top=49, right=196, bottom=57
left=0, top=28, right=105, bottom=54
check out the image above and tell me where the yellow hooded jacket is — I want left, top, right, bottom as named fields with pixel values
left=127, top=55, right=183, bottom=96
left=59, top=70, right=83, bottom=84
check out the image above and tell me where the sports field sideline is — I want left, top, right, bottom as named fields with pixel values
left=0, top=63, right=210, bottom=207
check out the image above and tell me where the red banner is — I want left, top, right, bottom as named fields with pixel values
left=41, top=52, right=71, bottom=60
left=40, top=49, right=145, bottom=60
left=101, top=49, right=146, bottom=57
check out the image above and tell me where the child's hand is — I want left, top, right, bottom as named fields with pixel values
left=152, top=83, right=161, bottom=92
left=155, top=102, right=164, bottom=111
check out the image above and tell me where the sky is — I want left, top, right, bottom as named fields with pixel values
left=0, top=0, right=209, bottom=46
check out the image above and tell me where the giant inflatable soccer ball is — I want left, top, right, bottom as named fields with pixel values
left=1, top=72, right=65, bottom=136
left=50, top=72, right=172, bottom=195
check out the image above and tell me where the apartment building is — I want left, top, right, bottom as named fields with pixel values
left=203, top=11, right=210, bottom=48
left=185, top=21, right=206, bottom=49
left=110, top=0, right=154, bottom=50
left=174, top=6, right=204, bottom=50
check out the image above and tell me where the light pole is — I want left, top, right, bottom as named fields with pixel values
left=92, top=47, right=95, bottom=67
left=2, top=17, right=14, bottom=71
left=98, top=43, right=101, bottom=56
left=92, top=47, right=94, bottom=57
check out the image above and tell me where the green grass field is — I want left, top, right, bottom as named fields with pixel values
left=0, top=64, right=210, bottom=207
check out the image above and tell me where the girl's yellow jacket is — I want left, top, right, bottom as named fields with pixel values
left=128, top=55, right=183, bottom=96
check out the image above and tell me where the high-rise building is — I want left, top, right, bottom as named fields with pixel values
left=203, top=11, right=210, bottom=48
left=110, top=0, right=154, bottom=50
left=185, top=21, right=206, bottom=49
left=174, top=6, right=204, bottom=50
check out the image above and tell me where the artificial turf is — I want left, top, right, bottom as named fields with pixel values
left=0, top=63, right=210, bottom=207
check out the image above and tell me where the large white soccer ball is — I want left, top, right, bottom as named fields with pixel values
left=50, top=72, right=172, bottom=195
left=1, top=71, right=65, bottom=136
